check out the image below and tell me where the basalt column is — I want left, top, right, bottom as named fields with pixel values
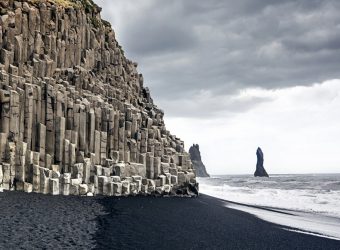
left=0, top=0, right=198, bottom=197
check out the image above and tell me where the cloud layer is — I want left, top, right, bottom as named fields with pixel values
left=165, top=80, right=340, bottom=174
left=96, top=0, right=340, bottom=117
left=94, top=1, right=340, bottom=174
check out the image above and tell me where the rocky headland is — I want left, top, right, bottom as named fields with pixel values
left=254, top=147, right=269, bottom=177
left=0, top=0, right=197, bottom=197
left=189, top=144, right=209, bottom=177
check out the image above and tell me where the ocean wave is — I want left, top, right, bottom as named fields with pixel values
left=198, top=176, right=340, bottom=218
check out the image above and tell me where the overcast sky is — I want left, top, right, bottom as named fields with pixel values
left=95, top=0, right=340, bottom=174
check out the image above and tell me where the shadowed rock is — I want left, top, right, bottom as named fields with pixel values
left=189, top=144, right=210, bottom=177
left=254, top=147, right=269, bottom=177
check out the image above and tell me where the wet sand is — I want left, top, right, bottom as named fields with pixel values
left=0, top=191, right=339, bottom=249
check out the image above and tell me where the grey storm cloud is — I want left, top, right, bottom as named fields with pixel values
left=95, top=0, right=340, bottom=117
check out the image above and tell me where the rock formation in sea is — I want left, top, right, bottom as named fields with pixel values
left=189, top=144, right=210, bottom=177
left=254, top=147, right=269, bottom=177
left=0, top=0, right=198, bottom=196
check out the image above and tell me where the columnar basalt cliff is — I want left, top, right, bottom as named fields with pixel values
left=189, top=144, right=209, bottom=177
left=0, top=0, right=198, bottom=196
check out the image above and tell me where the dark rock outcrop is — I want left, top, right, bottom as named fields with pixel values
left=0, top=0, right=197, bottom=196
left=254, top=147, right=269, bottom=177
left=189, top=144, right=209, bottom=177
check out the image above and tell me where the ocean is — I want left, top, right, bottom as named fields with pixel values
left=198, top=174, right=340, bottom=239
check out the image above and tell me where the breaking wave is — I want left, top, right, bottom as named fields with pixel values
left=198, top=174, right=340, bottom=218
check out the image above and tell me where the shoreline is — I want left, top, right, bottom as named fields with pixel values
left=197, top=175, right=340, bottom=240
left=0, top=191, right=340, bottom=249
left=223, top=199, right=340, bottom=241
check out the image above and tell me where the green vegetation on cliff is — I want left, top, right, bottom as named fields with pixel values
left=28, top=0, right=97, bottom=11
left=27, top=0, right=102, bottom=28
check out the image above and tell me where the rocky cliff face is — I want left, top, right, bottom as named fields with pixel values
left=0, top=0, right=197, bottom=196
left=189, top=144, right=209, bottom=177
left=254, top=147, right=269, bottom=177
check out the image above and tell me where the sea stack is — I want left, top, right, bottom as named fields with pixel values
left=0, top=0, right=197, bottom=196
left=189, top=144, right=210, bottom=177
left=254, top=147, right=269, bottom=177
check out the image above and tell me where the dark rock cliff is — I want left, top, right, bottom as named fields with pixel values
left=254, top=147, right=269, bottom=177
left=0, top=0, right=197, bottom=196
left=189, top=144, right=209, bottom=177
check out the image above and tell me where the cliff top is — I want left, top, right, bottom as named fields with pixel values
left=30, top=0, right=97, bottom=7
left=10, top=0, right=101, bottom=13
left=0, top=0, right=100, bottom=12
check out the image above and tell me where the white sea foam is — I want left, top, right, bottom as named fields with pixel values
left=198, top=174, right=340, bottom=239
left=198, top=175, right=340, bottom=218
left=226, top=203, right=340, bottom=240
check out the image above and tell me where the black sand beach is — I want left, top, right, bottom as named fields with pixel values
left=0, top=192, right=339, bottom=250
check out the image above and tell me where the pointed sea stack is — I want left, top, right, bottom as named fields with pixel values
left=0, top=0, right=197, bottom=197
left=189, top=144, right=210, bottom=177
left=254, top=147, right=269, bottom=177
